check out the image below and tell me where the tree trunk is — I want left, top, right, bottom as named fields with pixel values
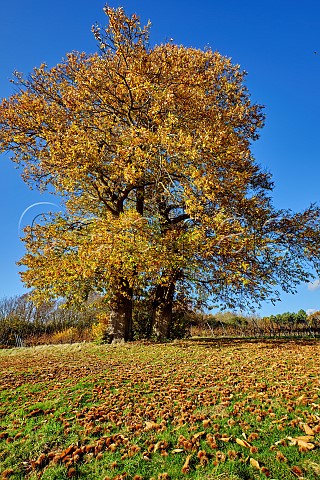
left=108, top=282, right=133, bottom=342
left=152, top=282, right=175, bottom=340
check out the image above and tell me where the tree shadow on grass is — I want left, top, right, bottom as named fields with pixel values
left=177, top=336, right=320, bottom=349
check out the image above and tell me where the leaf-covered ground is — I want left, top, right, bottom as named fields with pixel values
left=0, top=339, right=319, bottom=479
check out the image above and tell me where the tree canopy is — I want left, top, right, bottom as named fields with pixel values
left=1, top=6, right=320, bottom=340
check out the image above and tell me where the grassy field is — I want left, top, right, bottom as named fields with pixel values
left=0, top=339, right=319, bottom=479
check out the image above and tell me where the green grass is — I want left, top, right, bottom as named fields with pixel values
left=0, top=339, right=319, bottom=479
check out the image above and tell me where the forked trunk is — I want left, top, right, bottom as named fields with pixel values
left=152, top=282, right=175, bottom=340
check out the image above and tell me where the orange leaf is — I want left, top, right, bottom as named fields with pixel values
left=144, top=421, right=158, bottom=431
left=288, top=437, right=315, bottom=450
left=261, top=466, right=271, bottom=476
left=291, top=466, right=304, bottom=477
left=181, top=454, right=191, bottom=474
left=301, top=423, right=315, bottom=436
left=296, top=395, right=306, bottom=405
left=294, top=435, right=314, bottom=442
left=298, top=440, right=315, bottom=451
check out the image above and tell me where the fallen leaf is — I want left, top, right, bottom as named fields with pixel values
left=261, top=466, right=270, bottom=477
left=301, top=423, right=315, bottom=436
left=193, top=431, right=205, bottom=440
left=67, top=468, right=76, bottom=478
left=288, top=437, right=315, bottom=450
left=181, top=454, right=191, bottom=474
left=236, top=438, right=251, bottom=448
left=26, top=408, right=44, bottom=418
left=250, top=457, right=260, bottom=469
left=60, top=445, right=76, bottom=459
left=1, top=469, right=14, bottom=478
left=291, top=465, right=304, bottom=477
left=275, top=451, right=287, bottom=462
left=154, top=441, right=162, bottom=453
left=296, top=395, right=306, bottom=405
left=293, top=435, right=314, bottom=442
left=145, top=421, right=159, bottom=431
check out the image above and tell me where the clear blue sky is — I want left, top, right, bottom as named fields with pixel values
left=0, top=0, right=319, bottom=316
